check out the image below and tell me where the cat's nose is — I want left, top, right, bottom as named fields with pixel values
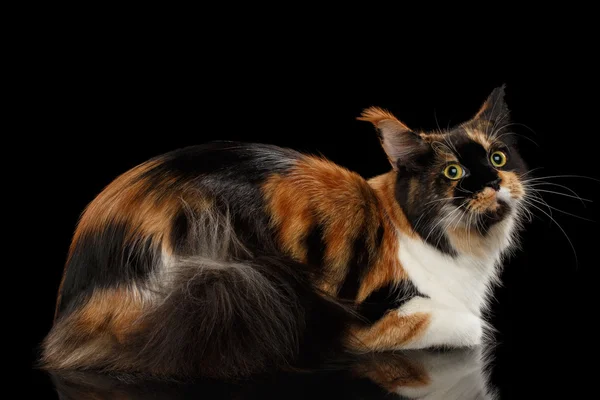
left=487, top=178, right=502, bottom=191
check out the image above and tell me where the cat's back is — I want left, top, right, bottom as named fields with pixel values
left=56, top=141, right=380, bottom=317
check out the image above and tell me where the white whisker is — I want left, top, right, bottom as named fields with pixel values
left=527, top=188, right=592, bottom=204
left=423, top=205, right=465, bottom=245
left=422, top=197, right=465, bottom=207
left=436, top=206, right=465, bottom=249
left=520, top=200, right=579, bottom=268
left=524, top=182, right=591, bottom=205
left=526, top=192, right=553, bottom=218
left=524, top=195, right=594, bottom=222
left=522, top=175, right=600, bottom=183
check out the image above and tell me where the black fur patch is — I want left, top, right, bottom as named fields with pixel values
left=58, top=222, right=159, bottom=316
left=357, top=280, right=424, bottom=324
left=155, top=142, right=300, bottom=256
left=395, top=159, right=456, bottom=256
left=337, top=233, right=371, bottom=300
left=454, top=141, right=499, bottom=195
left=305, top=224, right=326, bottom=268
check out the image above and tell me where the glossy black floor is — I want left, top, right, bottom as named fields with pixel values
left=28, top=27, right=598, bottom=399
left=37, top=347, right=494, bottom=399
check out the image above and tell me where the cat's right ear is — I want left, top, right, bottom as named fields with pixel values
left=358, top=107, right=428, bottom=171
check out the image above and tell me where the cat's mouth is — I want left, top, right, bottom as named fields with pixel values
left=479, top=198, right=509, bottom=224
left=465, top=187, right=512, bottom=224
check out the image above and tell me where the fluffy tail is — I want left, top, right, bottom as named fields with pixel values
left=135, top=256, right=346, bottom=378
left=42, top=255, right=354, bottom=379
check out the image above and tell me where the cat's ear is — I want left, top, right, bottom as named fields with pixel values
left=358, top=107, right=428, bottom=170
left=473, top=84, right=510, bottom=124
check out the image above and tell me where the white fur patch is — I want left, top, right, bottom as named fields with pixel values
left=394, top=207, right=518, bottom=349
left=496, top=186, right=513, bottom=203
left=398, top=233, right=501, bottom=315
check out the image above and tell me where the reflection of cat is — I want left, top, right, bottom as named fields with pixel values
left=355, top=347, right=497, bottom=399
left=48, top=347, right=496, bottom=399
left=42, top=86, right=529, bottom=379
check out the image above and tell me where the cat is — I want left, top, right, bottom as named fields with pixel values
left=41, top=85, right=528, bottom=379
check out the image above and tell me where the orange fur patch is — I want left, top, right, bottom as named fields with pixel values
left=44, top=288, right=146, bottom=370
left=347, top=311, right=430, bottom=352
left=464, top=127, right=492, bottom=150
left=262, top=174, right=314, bottom=261
left=72, top=160, right=182, bottom=251
left=447, top=225, right=488, bottom=257
left=468, top=187, right=499, bottom=214
left=356, top=224, right=405, bottom=303
left=357, top=107, right=407, bottom=128
left=70, top=160, right=159, bottom=249
left=263, top=156, right=380, bottom=294
left=498, top=170, right=525, bottom=199
left=368, top=172, right=413, bottom=237
left=75, top=289, right=145, bottom=342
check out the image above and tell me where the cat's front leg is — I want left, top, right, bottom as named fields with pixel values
left=349, top=296, right=483, bottom=352
left=396, top=296, right=484, bottom=350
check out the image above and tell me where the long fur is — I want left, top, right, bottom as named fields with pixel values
left=43, top=198, right=355, bottom=378
left=41, top=87, right=529, bottom=387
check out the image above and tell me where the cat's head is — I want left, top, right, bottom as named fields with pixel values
left=361, top=86, right=528, bottom=256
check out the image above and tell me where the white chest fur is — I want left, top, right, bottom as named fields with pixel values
left=392, top=215, right=518, bottom=349
left=397, top=233, right=502, bottom=316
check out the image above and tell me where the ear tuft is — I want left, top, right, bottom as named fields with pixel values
left=357, top=107, right=404, bottom=127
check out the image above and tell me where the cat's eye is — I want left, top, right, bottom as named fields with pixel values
left=490, top=151, right=507, bottom=167
left=443, top=164, right=464, bottom=180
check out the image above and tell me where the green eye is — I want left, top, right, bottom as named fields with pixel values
left=490, top=151, right=507, bottom=167
left=443, top=164, right=464, bottom=180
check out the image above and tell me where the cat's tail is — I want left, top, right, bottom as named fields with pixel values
left=126, top=255, right=352, bottom=379
left=41, top=255, right=353, bottom=379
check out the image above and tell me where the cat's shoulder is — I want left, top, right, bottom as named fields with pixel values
left=262, top=152, right=379, bottom=219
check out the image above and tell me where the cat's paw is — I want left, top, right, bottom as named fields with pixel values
left=397, top=297, right=483, bottom=349
left=460, top=312, right=483, bottom=347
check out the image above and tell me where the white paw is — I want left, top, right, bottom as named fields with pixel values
left=398, top=297, right=483, bottom=349
left=461, top=312, right=483, bottom=347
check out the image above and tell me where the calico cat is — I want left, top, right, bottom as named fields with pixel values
left=42, top=86, right=528, bottom=379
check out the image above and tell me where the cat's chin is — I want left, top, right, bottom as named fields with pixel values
left=485, top=199, right=510, bottom=220
left=473, top=199, right=512, bottom=231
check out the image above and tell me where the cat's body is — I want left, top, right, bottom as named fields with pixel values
left=42, top=86, right=528, bottom=380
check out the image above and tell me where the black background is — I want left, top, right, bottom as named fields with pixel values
left=27, top=22, right=599, bottom=399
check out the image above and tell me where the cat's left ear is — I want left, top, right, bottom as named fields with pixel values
left=473, top=84, right=510, bottom=124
